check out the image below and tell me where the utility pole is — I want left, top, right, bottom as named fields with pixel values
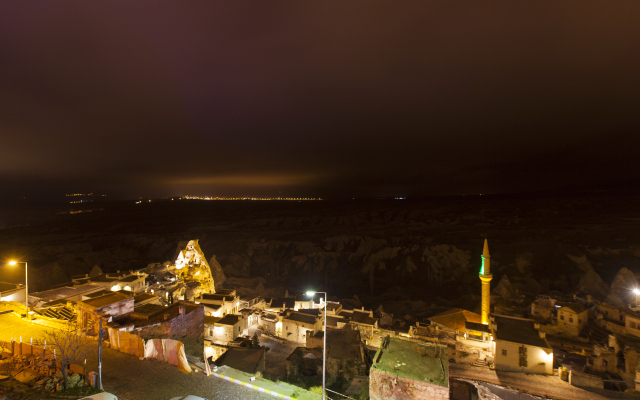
left=98, top=316, right=103, bottom=390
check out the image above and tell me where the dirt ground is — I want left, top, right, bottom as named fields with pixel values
left=247, top=326, right=300, bottom=381
left=0, top=313, right=276, bottom=400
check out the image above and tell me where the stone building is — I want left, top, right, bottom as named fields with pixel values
left=370, top=337, right=449, bottom=400
left=204, top=314, right=244, bottom=344
left=197, top=292, right=239, bottom=317
left=29, top=284, right=106, bottom=308
left=428, top=308, right=482, bottom=334
left=77, top=292, right=134, bottom=333
left=109, top=301, right=205, bottom=357
left=265, top=297, right=296, bottom=312
left=294, top=293, right=325, bottom=310
left=282, top=311, right=322, bottom=343
left=0, top=282, right=26, bottom=304
left=491, top=315, right=553, bottom=375
left=72, top=271, right=147, bottom=293
left=215, top=347, right=266, bottom=375
left=289, top=329, right=369, bottom=396
left=591, top=334, right=640, bottom=386
left=556, top=301, right=588, bottom=337
left=530, top=296, right=557, bottom=322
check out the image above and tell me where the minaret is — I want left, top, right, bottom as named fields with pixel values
left=480, top=238, right=493, bottom=325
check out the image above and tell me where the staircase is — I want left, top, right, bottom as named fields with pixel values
left=473, top=357, right=487, bottom=367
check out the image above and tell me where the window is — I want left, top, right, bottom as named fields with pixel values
left=569, top=317, right=574, bottom=323
left=519, top=346, right=528, bottom=367
left=620, top=315, right=624, bottom=322
left=579, top=319, right=582, bottom=324
left=502, top=349, right=507, bottom=356
left=560, top=315, right=564, bottom=320
left=632, top=322, right=637, bottom=329
left=603, top=359, right=608, bottom=367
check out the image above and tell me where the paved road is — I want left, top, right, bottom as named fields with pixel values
left=450, top=364, right=629, bottom=400
left=0, top=313, right=276, bottom=400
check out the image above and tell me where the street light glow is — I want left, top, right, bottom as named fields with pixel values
left=9, top=261, right=17, bottom=265
left=306, top=291, right=316, bottom=296
left=633, top=288, right=640, bottom=295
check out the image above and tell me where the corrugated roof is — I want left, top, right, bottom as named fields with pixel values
left=80, top=292, right=132, bottom=308
left=0, top=282, right=22, bottom=292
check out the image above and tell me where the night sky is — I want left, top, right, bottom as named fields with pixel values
left=1, top=1, right=640, bottom=201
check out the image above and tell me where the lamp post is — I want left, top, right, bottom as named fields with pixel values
left=633, top=288, right=640, bottom=308
left=306, top=290, right=327, bottom=400
left=8, top=261, right=28, bottom=313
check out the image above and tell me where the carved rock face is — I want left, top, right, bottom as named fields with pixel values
left=173, top=239, right=216, bottom=296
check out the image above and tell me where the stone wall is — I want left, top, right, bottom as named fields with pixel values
left=369, top=368, right=449, bottom=400
left=205, top=323, right=239, bottom=343
left=78, top=297, right=134, bottom=333
left=282, top=319, right=315, bottom=343
left=135, top=305, right=204, bottom=357
left=258, top=315, right=277, bottom=335
left=569, top=370, right=604, bottom=389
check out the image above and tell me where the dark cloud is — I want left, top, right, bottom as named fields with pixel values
left=1, top=1, right=640, bottom=200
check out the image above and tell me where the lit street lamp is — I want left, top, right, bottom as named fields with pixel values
left=633, top=288, right=640, bottom=307
left=8, top=261, right=28, bottom=313
left=306, top=290, right=327, bottom=400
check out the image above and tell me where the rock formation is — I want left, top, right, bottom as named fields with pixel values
left=208, top=255, right=226, bottom=288
left=173, top=240, right=215, bottom=296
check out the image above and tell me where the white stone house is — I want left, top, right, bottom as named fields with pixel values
left=281, top=311, right=322, bottom=343
left=197, top=293, right=240, bottom=317
left=491, top=315, right=554, bottom=375
left=204, top=314, right=245, bottom=344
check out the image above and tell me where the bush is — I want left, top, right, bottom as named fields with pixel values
left=309, top=386, right=323, bottom=394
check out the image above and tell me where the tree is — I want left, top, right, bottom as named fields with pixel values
left=37, top=323, right=96, bottom=390
left=251, top=332, right=260, bottom=348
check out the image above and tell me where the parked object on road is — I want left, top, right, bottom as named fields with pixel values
left=80, top=392, right=121, bottom=400
left=168, top=396, right=209, bottom=400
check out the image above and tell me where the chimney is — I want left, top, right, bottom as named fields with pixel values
left=416, top=322, right=420, bottom=327
left=179, top=306, right=185, bottom=315
left=539, top=331, right=546, bottom=339
left=369, top=310, right=373, bottom=317
left=85, top=274, right=89, bottom=277
left=534, top=323, right=540, bottom=329
left=117, top=270, right=120, bottom=274
left=361, top=306, right=365, bottom=312
left=283, top=303, right=286, bottom=310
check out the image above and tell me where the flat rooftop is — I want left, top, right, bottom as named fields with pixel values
left=372, top=337, right=448, bottom=387
left=81, top=292, right=132, bottom=308
left=0, top=282, right=22, bottom=292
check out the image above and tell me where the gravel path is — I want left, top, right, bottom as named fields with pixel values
left=0, top=314, right=276, bottom=400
